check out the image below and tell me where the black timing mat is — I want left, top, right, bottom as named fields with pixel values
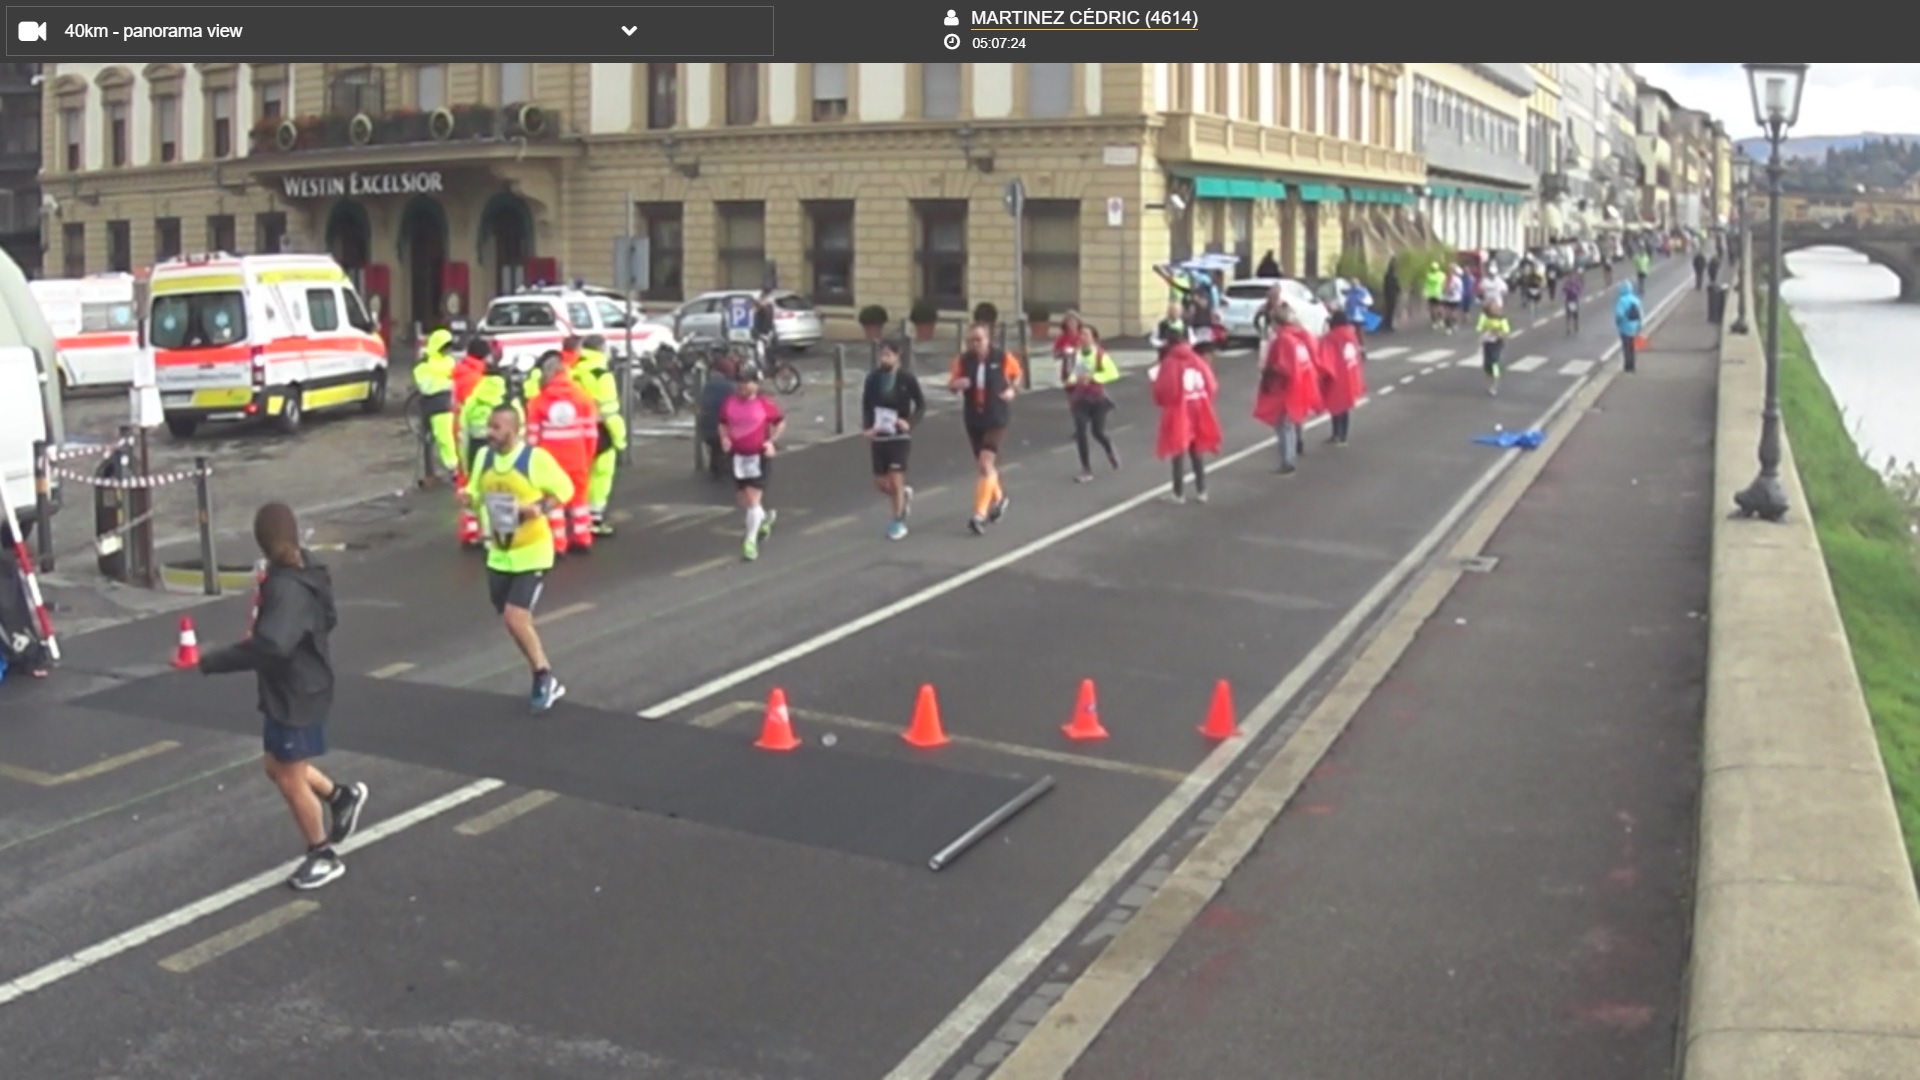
left=76, top=675, right=1038, bottom=868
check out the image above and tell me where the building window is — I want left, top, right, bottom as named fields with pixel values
left=716, top=201, right=766, bottom=289
left=1272, top=64, right=1293, bottom=127
left=921, top=63, right=961, bottom=120
left=62, top=223, right=84, bottom=276
left=1170, top=64, right=1192, bottom=111
left=1238, top=64, right=1258, bottom=121
left=107, top=220, right=132, bottom=272
left=209, top=88, right=233, bottom=158
left=913, top=200, right=967, bottom=310
left=329, top=66, right=383, bottom=115
left=497, top=62, right=530, bottom=104
left=107, top=102, right=129, bottom=167
left=1299, top=65, right=1317, bottom=133
left=258, top=80, right=285, bottom=121
left=638, top=202, right=683, bottom=302
left=811, top=62, right=848, bottom=121
left=1324, top=66, right=1340, bottom=135
left=60, top=105, right=82, bottom=171
left=1205, top=64, right=1227, bottom=115
left=155, top=217, right=182, bottom=261
left=1028, top=63, right=1072, bottom=118
left=645, top=64, right=677, bottom=129
left=1349, top=74, right=1364, bottom=141
left=413, top=64, right=447, bottom=111
left=1022, top=201, right=1080, bottom=314
left=256, top=211, right=286, bottom=253
left=207, top=213, right=236, bottom=252
left=154, top=95, right=180, bottom=163
left=804, top=200, right=853, bottom=305
left=724, top=63, right=759, bottom=126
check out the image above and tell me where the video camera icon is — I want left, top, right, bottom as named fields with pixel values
left=17, top=20, right=47, bottom=42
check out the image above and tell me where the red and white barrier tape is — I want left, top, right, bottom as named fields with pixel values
left=44, top=461, right=208, bottom=489
left=0, top=477, right=58, bottom=663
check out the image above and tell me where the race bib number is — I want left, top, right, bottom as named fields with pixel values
left=483, top=492, right=520, bottom=544
left=733, top=454, right=763, bottom=480
left=872, top=407, right=899, bottom=436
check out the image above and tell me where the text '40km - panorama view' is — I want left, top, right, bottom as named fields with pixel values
left=4, top=56, right=1920, bottom=1080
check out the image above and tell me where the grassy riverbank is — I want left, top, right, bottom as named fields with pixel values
left=1777, top=313, right=1920, bottom=875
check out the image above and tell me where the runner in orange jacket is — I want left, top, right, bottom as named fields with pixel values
left=524, top=351, right=601, bottom=553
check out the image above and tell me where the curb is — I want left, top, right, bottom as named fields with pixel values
left=1677, top=270, right=1920, bottom=1077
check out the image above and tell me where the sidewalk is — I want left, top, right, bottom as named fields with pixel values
left=1061, top=296, right=1718, bottom=1078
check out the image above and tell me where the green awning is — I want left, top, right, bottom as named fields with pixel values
left=1192, top=175, right=1288, bottom=200
left=1347, top=186, right=1417, bottom=205
left=1295, top=183, right=1346, bottom=203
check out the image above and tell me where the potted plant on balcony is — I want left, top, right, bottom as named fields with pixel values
left=427, top=107, right=456, bottom=142
left=450, top=103, right=498, bottom=140
left=348, top=112, right=375, bottom=146
left=857, top=305, right=889, bottom=342
left=1024, top=302, right=1050, bottom=339
left=506, top=103, right=551, bottom=139
left=380, top=108, right=428, bottom=144
left=909, top=299, right=939, bottom=342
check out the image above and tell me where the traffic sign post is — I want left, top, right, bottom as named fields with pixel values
left=1006, top=179, right=1026, bottom=377
left=724, top=295, right=755, bottom=344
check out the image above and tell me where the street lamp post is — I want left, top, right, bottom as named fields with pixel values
left=1732, top=62, right=1809, bottom=524
left=1729, top=151, right=1752, bottom=335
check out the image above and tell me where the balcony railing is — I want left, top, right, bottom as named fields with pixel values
left=249, top=103, right=561, bottom=156
left=1157, top=113, right=1423, bottom=182
left=1416, top=123, right=1538, bottom=188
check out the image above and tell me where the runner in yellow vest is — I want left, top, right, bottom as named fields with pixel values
left=466, top=403, right=574, bottom=711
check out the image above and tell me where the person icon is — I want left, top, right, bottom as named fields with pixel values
left=943, top=8, right=959, bottom=24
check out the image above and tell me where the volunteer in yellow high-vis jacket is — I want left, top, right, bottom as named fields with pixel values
left=411, top=328, right=459, bottom=476
left=466, top=403, right=573, bottom=712
left=571, top=335, right=626, bottom=536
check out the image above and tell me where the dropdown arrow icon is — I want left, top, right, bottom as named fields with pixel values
left=621, top=25, right=636, bottom=35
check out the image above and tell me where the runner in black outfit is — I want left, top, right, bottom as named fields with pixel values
left=861, top=337, right=927, bottom=540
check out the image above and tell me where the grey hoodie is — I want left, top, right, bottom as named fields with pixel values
left=200, top=552, right=337, bottom=728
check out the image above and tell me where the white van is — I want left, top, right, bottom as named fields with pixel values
left=30, top=274, right=142, bottom=390
left=149, top=253, right=388, bottom=438
left=0, top=250, right=63, bottom=541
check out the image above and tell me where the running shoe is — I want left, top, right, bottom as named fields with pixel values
left=327, top=782, right=369, bottom=844
left=887, top=519, right=909, bottom=541
left=968, top=515, right=986, bottom=535
left=532, top=671, right=566, bottom=711
left=743, top=537, right=760, bottom=561
left=289, top=849, right=344, bottom=891
left=989, top=494, right=1009, bottom=523
left=758, top=509, right=778, bottom=539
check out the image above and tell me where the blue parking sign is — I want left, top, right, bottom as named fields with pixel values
left=724, top=295, right=755, bottom=342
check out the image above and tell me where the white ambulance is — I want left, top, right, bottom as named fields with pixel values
left=479, top=284, right=678, bottom=374
left=148, top=253, right=388, bottom=438
left=29, top=274, right=143, bottom=390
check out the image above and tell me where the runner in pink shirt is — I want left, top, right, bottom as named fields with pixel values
left=717, top=366, right=787, bottom=561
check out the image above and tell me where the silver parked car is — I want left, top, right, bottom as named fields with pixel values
left=657, top=289, right=825, bottom=351
left=1220, top=277, right=1327, bottom=342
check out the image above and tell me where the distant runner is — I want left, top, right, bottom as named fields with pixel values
left=718, top=366, right=786, bottom=561
left=948, top=322, right=1022, bottom=535
left=861, top=338, right=926, bottom=540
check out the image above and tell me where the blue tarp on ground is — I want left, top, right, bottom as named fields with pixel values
left=1473, top=428, right=1547, bottom=450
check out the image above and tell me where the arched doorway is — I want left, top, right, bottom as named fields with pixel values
left=324, top=200, right=371, bottom=290
left=479, top=192, right=535, bottom=298
left=397, top=196, right=448, bottom=332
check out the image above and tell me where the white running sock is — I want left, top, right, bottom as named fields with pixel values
left=745, top=506, right=765, bottom=537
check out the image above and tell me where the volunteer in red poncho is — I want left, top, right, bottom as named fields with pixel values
left=1252, top=301, right=1323, bottom=475
left=1317, top=309, right=1366, bottom=446
left=1151, top=339, right=1222, bottom=504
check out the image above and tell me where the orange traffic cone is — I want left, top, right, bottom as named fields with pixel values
left=1062, top=678, right=1109, bottom=741
left=171, top=616, right=201, bottom=669
left=754, top=688, right=802, bottom=751
left=902, top=684, right=951, bottom=748
left=1198, top=679, right=1237, bottom=739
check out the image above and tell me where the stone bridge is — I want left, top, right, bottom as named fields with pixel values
left=1752, top=221, right=1920, bottom=300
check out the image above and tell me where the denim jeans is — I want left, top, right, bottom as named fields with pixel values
left=1276, top=418, right=1302, bottom=469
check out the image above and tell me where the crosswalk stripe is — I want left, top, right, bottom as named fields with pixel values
left=1508, top=355, right=1549, bottom=372
left=1409, top=349, right=1454, bottom=365
left=1455, top=357, right=1480, bottom=368
left=1368, top=346, right=1409, bottom=360
left=1559, top=359, right=1595, bottom=377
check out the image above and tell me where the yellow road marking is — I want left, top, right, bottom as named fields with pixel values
left=452, top=790, right=559, bottom=836
left=689, top=701, right=757, bottom=728
left=0, top=741, right=181, bottom=787
left=367, top=662, right=415, bottom=679
left=916, top=485, right=949, bottom=499
left=713, top=701, right=1185, bottom=783
left=157, top=900, right=319, bottom=974
left=535, top=601, right=596, bottom=626
left=608, top=509, right=635, bottom=524
left=802, top=514, right=858, bottom=536
left=675, top=555, right=735, bottom=578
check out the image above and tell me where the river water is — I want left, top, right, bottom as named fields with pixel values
left=1781, top=247, right=1920, bottom=472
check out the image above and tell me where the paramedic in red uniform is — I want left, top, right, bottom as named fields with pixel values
left=450, top=337, right=492, bottom=546
left=524, top=352, right=600, bottom=553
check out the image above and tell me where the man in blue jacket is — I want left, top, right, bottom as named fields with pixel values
left=198, top=502, right=367, bottom=891
left=1614, top=281, right=1647, bottom=374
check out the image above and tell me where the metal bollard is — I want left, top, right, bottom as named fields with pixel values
left=193, top=456, right=219, bottom=596
left=31, top=438, right=53, bottom=572
left=833, top=345, right=847, bottom=435
left=617, top=358, right=636, bottom=467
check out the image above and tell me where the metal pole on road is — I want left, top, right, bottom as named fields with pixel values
left=832, top=345, right=847, bottom=435
left=193, top=456, right=219, bottom=596
left=928, top=775, right=1055, bottom=871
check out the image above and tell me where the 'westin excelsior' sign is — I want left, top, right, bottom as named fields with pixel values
left=281, top=171, right=447, bottom=198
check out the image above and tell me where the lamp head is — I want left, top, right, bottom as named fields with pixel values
left=1743, top=63, right=1809, bottom=135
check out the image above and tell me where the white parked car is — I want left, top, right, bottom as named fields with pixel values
left=480, top=285, right=679, bottom=373
left=1219, top=277, right=1327, bottom=343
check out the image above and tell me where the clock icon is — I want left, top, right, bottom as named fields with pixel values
left=943, top=32, right=960, bottom=49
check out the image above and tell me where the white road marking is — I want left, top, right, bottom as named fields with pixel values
left=1508, top=355, right=1549, bottom=373
left=801, top=514, right=859, bottom=536
left=878, top=277, right=1691, bottom=1080
left=1559, top=359, right=1595, bottom=377
left=0, top=741, right=180, bottom=787
left=534, top=601, right=595, bottom=626
left=157, top=900, right=319, bottom=974
left=1408, top=349, right=1454, bottom=365
left=1376, top=385, right=1396, bottom=396
left=1397, top=374, right=1416, bottom=385
left=1367, top=346, right=1409, bottom=360
left=453, top=790, right=560, bottom=836
left=1455, top=357, right=1480, bottom=368
left=0, top=779, right=503, bottom=1007
left=673, top=555, right=735, bottom=578
left=366, top=662, right=416, bottom=679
